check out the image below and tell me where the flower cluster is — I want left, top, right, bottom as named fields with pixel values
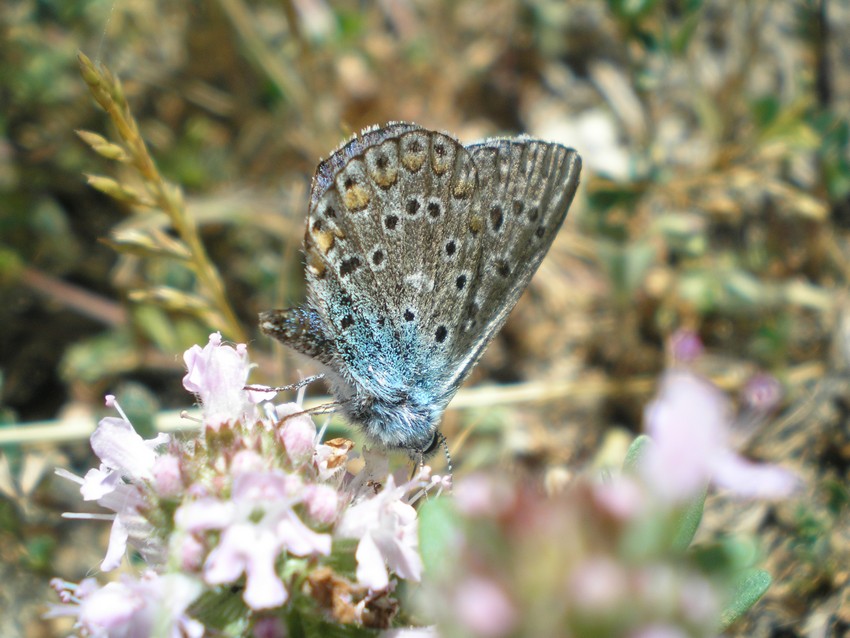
left=49, top=333, right=444, bottom=636
left=48, top=331, right=798, bottom=637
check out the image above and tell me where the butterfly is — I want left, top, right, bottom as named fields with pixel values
left=260, top=122, right=581, bottom=456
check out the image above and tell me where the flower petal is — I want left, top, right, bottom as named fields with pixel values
left=243, top=530, right=289, bottom=610
left=101, top=516, right=129, bottom=571
left=277, top=510, right=331, bottom=557
left=711, top=451, right=800, bottom=498
left=91, top=417, right=161, bottom=480
left=355, top=532, right=390, bottom=590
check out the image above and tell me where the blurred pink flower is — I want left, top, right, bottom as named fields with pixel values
left=592, top=476, right=645, bottom=521
left=252, top=616, right=288, bottom=638
left=668, top=329, right=704, bottom=364
left=454, top=576, right=517, bottom=637
left=741, top=373, right=782, bottom=412
left=175, top=497, right=235, bottom=531
left=641, top=372, right=798, bottom=501
left=303, top=483, right=340, bottom=524
left=337, top=475, right=423, bottom=591
left=177, top=533, right=205, bottom=571
left=568, top=557, right=628, bottom=612
left=182, top=332, right=259, bottom=429
left=629, top=625, right=689, bottom=638
left=47, top=573, right=203, bottom=638
left=380, top=628, right=439, bottom=638
left=453, top=472, right=515, bottom=518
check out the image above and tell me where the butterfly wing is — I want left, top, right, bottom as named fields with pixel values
left=301, top=124, right=482, bottom=403
left=441, top=137, right=581, bottom=391
left=263, top=125, right=580, bottom=444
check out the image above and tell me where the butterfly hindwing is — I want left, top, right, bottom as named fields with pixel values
left=444, top=138, right=581, bottom=389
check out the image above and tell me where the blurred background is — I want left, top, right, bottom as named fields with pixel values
left=1, top=0, right=849, bottom=635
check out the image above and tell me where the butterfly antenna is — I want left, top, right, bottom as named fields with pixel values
left=440, top=433, right=453, bottom=479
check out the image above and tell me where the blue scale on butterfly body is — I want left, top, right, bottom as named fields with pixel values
left=260, top=122, right=581, bottom=456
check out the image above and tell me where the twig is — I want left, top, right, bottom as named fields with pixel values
left=20, top=267, right=127, bottom=326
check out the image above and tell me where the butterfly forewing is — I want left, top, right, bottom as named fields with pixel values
left=302, top=126, right=483, bottom=396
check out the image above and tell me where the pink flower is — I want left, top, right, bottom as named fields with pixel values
left=641, top=372, right=799, bottom=501
left=57, top=404, right=171, bottom=571
left=231, top=450, right=267, bottom=474
left=205, top=523, right=289, bottom=609
left=337, top=475, right=423, bottom=590
left=276, top=508, right=333, bottom=555
left=177, top=533, right=206, bottom=571
left=454, top=576, right=517, bottom=637
left=47, top=573, right=203, bottom=638
left=182, top=332, right=259, bottom=429
left=174, top=497, right=235, bottom=531
left=276, top=403, right=317, bottom=464
left=175, top=469, right=331, bottom=610
left=303, top=483, right=340, bottom=524
left=88, top=416, right=169, bottom=485
left=152, top=454, right=182, bottom=497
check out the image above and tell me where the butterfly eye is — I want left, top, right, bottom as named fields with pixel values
left=421, top=431, right=441, bottom=456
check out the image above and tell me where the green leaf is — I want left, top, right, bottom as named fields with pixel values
left=24, top=534, right=56, bottom=571
left=720, top=568, right=771, bottom=629
left=670, top=488, right=706, bottom=551
left=190, top=585, right=249, bottom=632
left=691, top=536, right=759, bottom=574
left=0, top=245, right=24, bottom=284
left=751, top=96, right=780, bottom=129
left=607, top=0, right=659, bottom=21
left=623, top=241, right=657, bottom=295
left=417, top=496, right=459, bottom=578
left=622, top=434, right=652, bottom=473
left=297, top=611, right=378, bottom=638
left=60, top=330, right=138, bottom=384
